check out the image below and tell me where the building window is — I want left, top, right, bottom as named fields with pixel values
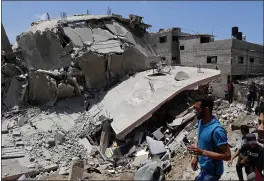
left=200, top=36, right=210, bottom=43
left=207, top=56, right=217, bottom=64
left=172, top=36, right=178, bottom=42
left=238, top=56, right=244, bottom=64
left=180, top=46, right=184, bottom=50
left=161, top=57, right=166, bottom=60
left=159, top=36, right=167, bottom=43
left=172, top=57, right=177, bottom=60
left=249, top=57, right=254, bottom=63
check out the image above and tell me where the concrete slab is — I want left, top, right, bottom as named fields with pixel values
left=92, top=28, right=115, bottom=42
left=74, top=27, right=93, bottom=44
left=78, top=138, right=93, bottom=155
left=91, top=40, right=123, bottom=54
left=63, top=27, right=83, bottom=47
left=91, top=67, right=220, bottom=139
left=104, top=21, right=128, bottom=37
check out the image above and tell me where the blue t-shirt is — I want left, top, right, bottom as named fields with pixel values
left=197, top=116, right=228, bottom=176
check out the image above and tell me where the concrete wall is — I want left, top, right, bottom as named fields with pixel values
left=150, top=30, right=180, bottom=65
left=151, top=31, right=172, bottom=64
left=231, top=39, right=264, bottom=75
left=179, top=37, right=201, bottom=66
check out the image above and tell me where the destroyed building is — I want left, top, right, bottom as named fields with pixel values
left=2, top=14, right=160, bottom=110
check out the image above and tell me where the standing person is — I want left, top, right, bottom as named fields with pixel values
left=236, top=133, right=264, bottom=181
left=249, top=82, right=257, bottom=108
left=188, top=96, right=231, bottom=181
left=227, top=125, right=252, bottom=181
left=227, top=81, right=234, bottom=104
left=255, top=96, right=264, bottom=116
left=246, top=92, right=253, bottom=112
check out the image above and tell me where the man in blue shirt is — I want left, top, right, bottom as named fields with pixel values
left=188, top=96, right=231, bottom=181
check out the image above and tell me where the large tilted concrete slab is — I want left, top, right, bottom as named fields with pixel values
left=95, top=67, right=220, bottom=139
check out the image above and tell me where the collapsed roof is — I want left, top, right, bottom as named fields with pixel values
left=3, top=14, right=160, bottom=108
left=14, top=14, right=158, bottom=73
left=89, top=67, right=221, bottom=139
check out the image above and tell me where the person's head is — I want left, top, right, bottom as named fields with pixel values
left=194, top=96, right=214, bottom=120
left=240, top=125, right=249, bottom=136
left=245, top=133, right=257, bottom=148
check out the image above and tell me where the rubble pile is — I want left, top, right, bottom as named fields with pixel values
left=2, top=14, right=160, bottom=112
left=176, top=99, right=259, bottom=180
left=237, top=76, right=264, bottom=86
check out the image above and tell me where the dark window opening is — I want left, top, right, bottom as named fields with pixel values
left=180, top=46, right=184, bottom=50
left=250, top=57, right=254, bottom=63
left=172, top=36, right=178, bottom=42
left=238, top=56, right=244, bottom=64
left=172, top=57, right=177, bottom=60
left=161, top=57, right=166, bottom=60
left=200, top=36, right=210, bottom=43
left=207, top=56, right=217, bottom=64
left=159, top=36, right=167, bottom=43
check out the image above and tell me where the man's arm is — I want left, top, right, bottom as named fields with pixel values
left=230, top=150, right=240, bottom=161
left=203, top=127, right=231, bottom=161
left=188, top=127, right=231, bottom=161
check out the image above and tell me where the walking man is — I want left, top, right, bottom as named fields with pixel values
left=188, top=96, right=231, bottom=181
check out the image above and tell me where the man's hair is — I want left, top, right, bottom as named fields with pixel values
left=196, top=95, right=214, bottom=112
left=240, top=125, right=249, bottom=134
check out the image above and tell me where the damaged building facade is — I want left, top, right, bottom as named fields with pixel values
left=2, top=14, right=160, bottom=109
left=151, top=27, right=264, bottom=87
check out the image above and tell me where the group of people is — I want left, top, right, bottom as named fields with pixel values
left=187, top=95, right=264, bottom=181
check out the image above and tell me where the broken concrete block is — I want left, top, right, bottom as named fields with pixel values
left=99, top=119, right=111, bottom=154
left=78, top=138, right=93, bottom=155
left=1, top=123, right=8, bottom=134
left=77, top=51, right=106, bottom=88
left=108, top=169, right=115, bottom=174
left=18, top=116, right=27, bottom=127
left=69, top=158, right=84, bottom=181
left=146, top=136, right=166, bottom=156
left=55, top=131, right=65, bottom=144
left=28, top=72, right=57, bottom=105
left=152, top=129, right=164, bottom=141
left=43, top=164, right=58, bottom=172
left=27, top=163, right=36, bottom=169
left=15, top=141, right=24, bottom=147
left=57, top=83, right=75, bottom=100
left=109, top=54, right=123, bottom=77
left=92, top=28, right=115, bottom=42
left=3, top=78, right=24, bottom=108
left=59, top=167, right=69, bottom=175
left=17, top=30, right=71, bottom=70
left=134, top=161, right=165, bottom=181
left=12, top=130, right=21, bottom=136
left=43, top=149, right=52, bottom=160
left=133, top=150, right=149, bottom=167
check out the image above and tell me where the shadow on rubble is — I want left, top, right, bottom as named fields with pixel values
left=38, top=74, right=135, bottom=115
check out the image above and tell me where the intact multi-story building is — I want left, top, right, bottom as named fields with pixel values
left=151, top=27, right=264, bottom=85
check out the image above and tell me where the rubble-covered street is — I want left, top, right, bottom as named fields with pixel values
left=1, top=7, right=264, bottom=181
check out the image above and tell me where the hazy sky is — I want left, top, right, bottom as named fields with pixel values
left=2, top=1, right=263, bottom=45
